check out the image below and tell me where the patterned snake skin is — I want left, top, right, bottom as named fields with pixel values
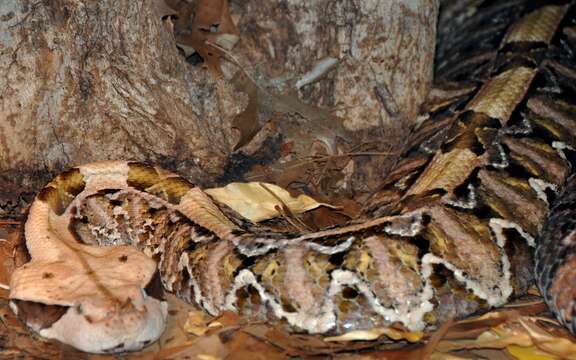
left=7, top=0, right=576, bottom=354
left=536, top=174, right=576, bottom=333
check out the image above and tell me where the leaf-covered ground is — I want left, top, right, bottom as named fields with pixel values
left=0, top=221, right=575, bottom=360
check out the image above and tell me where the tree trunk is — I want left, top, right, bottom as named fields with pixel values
left=0, top=0, right=438, bottom=206
left=234, top=0, right=438, bottom=131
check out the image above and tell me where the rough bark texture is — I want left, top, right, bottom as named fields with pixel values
left=234, top=0, right=438, bottom=131
left=0, top=0, right=437, bottom=203
left=0, top=0, right=238, bottom=191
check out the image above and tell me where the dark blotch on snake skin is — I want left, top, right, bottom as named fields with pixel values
left=37, top=168, right=85, bottom=216
left=12, top=300, right=68, bottom=330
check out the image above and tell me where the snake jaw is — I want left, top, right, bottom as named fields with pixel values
left=38, top=291, right=167, bottom=354
left=10, top=272, right=168, bottom=354
left=9, top=186, right=170, bottom=353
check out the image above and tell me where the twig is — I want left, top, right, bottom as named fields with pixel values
left=0, top=220, right=20, bottom=225
left=259, top=183, right=311, bottom=232
left=280, top=151, right=400, bottom=171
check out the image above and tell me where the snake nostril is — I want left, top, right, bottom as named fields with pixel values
left=342, top=287, right=359, bottom=299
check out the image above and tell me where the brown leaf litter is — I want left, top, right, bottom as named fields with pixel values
left=0, top=220, right=575, bottom=359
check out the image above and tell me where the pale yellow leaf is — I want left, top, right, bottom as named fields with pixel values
left=437, top=323, right=532, bottom=352
left=437, top=317, right=576, bottom=360
left=197, top=355, right=222, bottom=360
left=506, top=345, right=559, bottom=360
left=184, top=309, right=209, bottom=337
left=205, top=182, right=336, bottom=222
left=324, top=327, right=423, bottom=343
left=518, top=319, right=576, bottom=360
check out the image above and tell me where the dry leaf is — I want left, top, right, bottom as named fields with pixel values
left=1, top=220, right=573, bottom=360
left=158, top=333, right=229, bottom=359
left=205, top=182, right=336, bottom=222
left=261, top=326, right=371, bottom=357
left=516, top=319, right=576, bottom=359
left=166, top=0, right=195, bottom=41
left=210, top=311, right=242, bottom=329
left=150, top=294, right=199, bottom=355
left=184, top=309, right=210, bottom=337
left=324, top=327, right=423, bottom=343
left=437, top=323, right=532, bottom=352
left=303, top=205, right=354, bottom=230
left=429, top=353, right=471, bottom=360
left=231, top=72, right=261, bottom=151
left=406, top=148, right=482, bottom=196
left=506, top=344, right=558, bottom=360
left=436, top=317, right=576, bottom=360
left=442, top=301, right=547, bottom=341
left=470, top=348, right=518, bottom=360
left=197, top=355, right=223, bottom=360
left=224, top=330, right=286, bottom=360
left=175, top=0, right=239, bottom=75
left=0, top=228, right=20, bottom=299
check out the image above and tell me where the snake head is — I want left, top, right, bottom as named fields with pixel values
left=9, top=244, right=168, bottom=353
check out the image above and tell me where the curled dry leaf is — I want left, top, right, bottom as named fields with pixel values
left=437, top=322, right=532, bottom=352
left=183, top=310, right=234, bottom=337
left=205, top=182, right=336, bottom=222
left=324, top=327, right=423, bottom=343
left=231, top=72, right=261, bottom=151
left=406, top=148, right=482, bottom=196
left=175, top=0, right=239, bottom=75
left=516, top=319, right=576, bottom=359
left=184, top=309, right=210, bottom=337
left=441, top=301, right=548, bottom=341
left=436, top=317, right=576, bottom=360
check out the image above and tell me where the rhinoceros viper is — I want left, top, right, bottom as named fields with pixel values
left=8, top=0, right=576, bottom=354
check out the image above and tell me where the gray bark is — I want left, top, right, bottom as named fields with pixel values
left=234, top=0, right=438, bottom=131
left=0, top=0, right=438, bottom=200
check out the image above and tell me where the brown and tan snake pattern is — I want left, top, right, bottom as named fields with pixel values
left=8, top=0, right=576, bottom=354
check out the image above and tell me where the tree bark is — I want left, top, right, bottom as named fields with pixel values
left=0, top=0, right=237, bottom=191
left=234, top=0, right=438, bottom=132
left=0, top=0, right=438, bottom=201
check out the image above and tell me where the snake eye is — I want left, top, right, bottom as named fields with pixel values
left=329, top=252, right=345, bottom=266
